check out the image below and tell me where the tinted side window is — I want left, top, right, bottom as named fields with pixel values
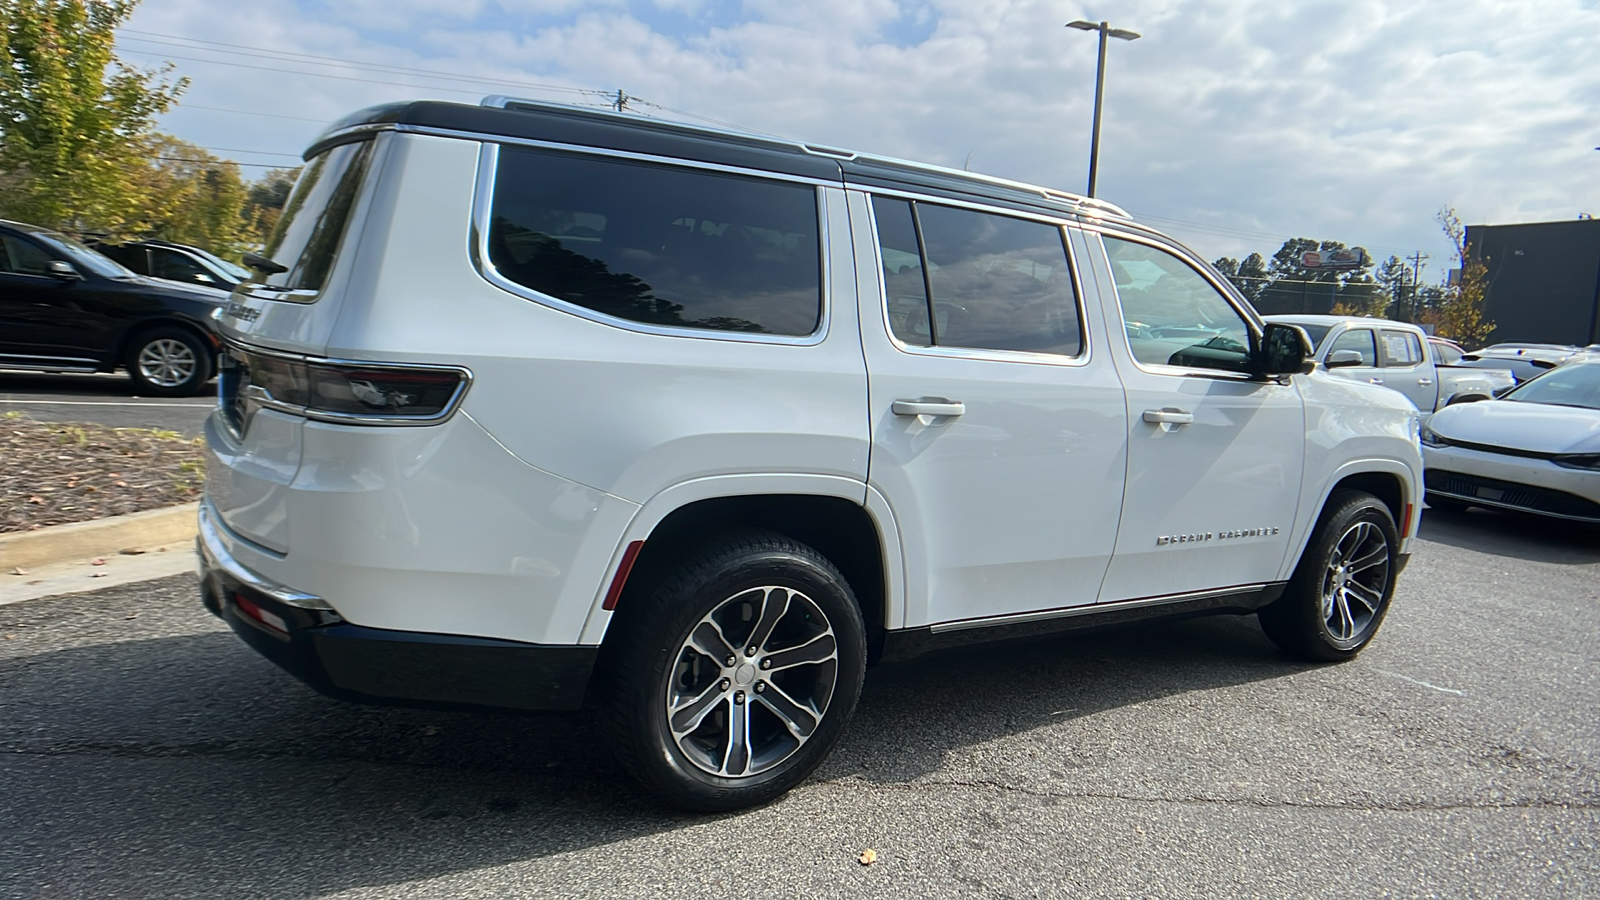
left=98, top=244, right=149, bottom=274
left=0, top=236, right=51, bottom=275
left=1329, top=328, right=1378, bottom=365
left=489, top=149, right=821, bottom=336
left=1104, top=236, right=1251, bottom=372
left=263, top=139, right=373, bottom=293
left=151, top=249, right=210, bottom=284
left=871, top=197, right=1080, bottom=356
left=1380, top=330, right=1424, bottom=366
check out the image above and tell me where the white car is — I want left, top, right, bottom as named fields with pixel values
left=198, top=96, right=1423, bottom=811
left=1422, top=361, right=1600, bottom=523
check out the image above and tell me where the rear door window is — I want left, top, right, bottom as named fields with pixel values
left=870, top=196, right=1081, bottom=356
left=487, top=148, right=822, bottom=336
left=150, top=249, right=213, bottom=285
left=1380, top=330, right=1424, bottom=367
left=261, top=140, right=374, bottom=294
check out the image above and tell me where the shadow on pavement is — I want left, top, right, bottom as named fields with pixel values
left=0, top=611, right=1302, bottom=898
left=0, top=371, right=140, bottom=398
left=1418, top=505, right=1600, bottom=566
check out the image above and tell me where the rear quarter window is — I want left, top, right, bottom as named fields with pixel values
left=261, top=140, right=374, bottom=294
left=486, top=148, right=822, bottom=336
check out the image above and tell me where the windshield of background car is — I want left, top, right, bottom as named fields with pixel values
left=38, top=232, right=137, bottom=279
left=260, top=140, right=373, bottom=293
left=1295, top=323, right=1333, bottom=349
left=1503, top=364, right=1600, bottom=410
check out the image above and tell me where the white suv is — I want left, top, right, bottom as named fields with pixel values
left=198, top=97, right=1423, bottom=811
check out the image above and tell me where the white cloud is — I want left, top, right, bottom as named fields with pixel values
left=122, top=0, right=1600, bottom=276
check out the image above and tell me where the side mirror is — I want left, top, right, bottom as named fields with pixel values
left=1254, top=322, right=1314, bottom=377
left=46, top=260, right=82, bottom=280
left=1325, top=349, right=1365, bottom=369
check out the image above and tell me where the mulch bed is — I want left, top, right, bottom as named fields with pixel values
left=0, top=413, right=206, bottom=534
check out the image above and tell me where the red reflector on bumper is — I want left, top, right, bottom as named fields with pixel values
left=235, top=593, right=288, bottom=634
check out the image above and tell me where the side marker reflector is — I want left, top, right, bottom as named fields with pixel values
left=602, top=541, right=645, bottom=611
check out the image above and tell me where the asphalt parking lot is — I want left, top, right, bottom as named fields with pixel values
left=0, top=371, right=215, bottom=438
left=2, top=508, right=1596, bottom=899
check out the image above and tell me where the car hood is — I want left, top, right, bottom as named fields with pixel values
left=1430, top=400, right=1600, bottom=454
left=122, top=275, right=230, bottom=304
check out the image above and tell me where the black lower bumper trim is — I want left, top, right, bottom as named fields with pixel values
left=201, top=568, right=596, bottom=712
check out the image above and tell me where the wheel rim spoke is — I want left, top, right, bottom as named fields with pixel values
left=1320, top=517, right=1391, bottom=645
left=746, top=587, right=791, bottom=654
left=139, top=339, right=197, bottom=387
left=669, top=680, right=726, bottom=736
left=1346, top=543, right=1387, bottom=574
left=755, top=681, right=819, bottom=739
left=686, top=620, right=737, bottom=664
left=1345, top=581, right=1382, bottom=614
left=763, top=633, right=837, bottom=672
left=721, top=695, right=751, bottom=776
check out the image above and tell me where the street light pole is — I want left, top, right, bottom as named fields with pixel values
left=1067, top=19, right=1140, bottom=198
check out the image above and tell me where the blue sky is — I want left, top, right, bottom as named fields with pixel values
left=119, top=0, right=1600, bottom=282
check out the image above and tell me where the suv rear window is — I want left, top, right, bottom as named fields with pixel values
left=487, top=148, right=822, bottom=336
left=261, top=140, right=374, bottom=293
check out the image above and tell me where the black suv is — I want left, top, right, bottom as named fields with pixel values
left=0, top=220, right=228, bottom=396
left=94, top=238, right=253, bottom=291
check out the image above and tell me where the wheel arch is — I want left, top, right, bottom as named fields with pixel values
left=115, top=315, right=221, bottom=367
left=1286, top=461, right=1416, bottom=581
left=580, top=475, right=901, bottom=663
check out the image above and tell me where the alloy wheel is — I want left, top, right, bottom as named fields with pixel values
left=664, top=585, right=839, bottom=778
left=137, top=338, right=198, bottom=388
left=1319, top=520, right=1391, bottom=643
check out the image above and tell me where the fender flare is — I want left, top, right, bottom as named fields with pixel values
left=1280, top=457, right=1419, bottom=581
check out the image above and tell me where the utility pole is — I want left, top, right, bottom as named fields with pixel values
left=1405, top=251, right=1429, bottom=322
left=612, top=89, right=630, bottom=112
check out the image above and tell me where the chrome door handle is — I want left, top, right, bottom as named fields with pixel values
left=1417, top=378, right=1434, bottom=386
left=892, top=398, right=965, bottom=418
left=1142, top=408, right=1194, bottom=426
left=1369, top=377, right=1384, bottom=385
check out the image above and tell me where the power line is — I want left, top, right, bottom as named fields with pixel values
left=145, top=156, right=288, bottom=168
left=173, top=104, right=329, bottom=124
left=116, top=31, right=599, bottom=98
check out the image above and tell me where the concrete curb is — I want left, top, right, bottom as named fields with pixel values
left=0, top=503, right=199, bottom=571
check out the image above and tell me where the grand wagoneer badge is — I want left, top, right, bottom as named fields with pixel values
left=1157, top=526, right=1280, bottom=546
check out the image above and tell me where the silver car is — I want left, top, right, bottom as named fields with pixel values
left=1422, top=361, right=1600, bottom=523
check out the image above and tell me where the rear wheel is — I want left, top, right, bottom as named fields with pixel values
left=1259, top=490, right=1399, bottom=662
left=601, top=530, right=867, bottom=812
left=126, top=327, right=213, bottom=397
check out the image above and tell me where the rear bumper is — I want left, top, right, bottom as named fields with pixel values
left=198, top=505, right=596, bottom=712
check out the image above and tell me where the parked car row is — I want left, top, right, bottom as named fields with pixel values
left=0, top=221, right=236, bottom=396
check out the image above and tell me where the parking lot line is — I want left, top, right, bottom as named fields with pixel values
left=0, top=399, right=214, bottom=409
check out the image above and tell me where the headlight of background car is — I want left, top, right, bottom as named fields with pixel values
left=1553, top=453, right=1600, bottom=471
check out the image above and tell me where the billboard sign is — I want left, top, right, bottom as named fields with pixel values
left=1301, top=248, right=1368, bottom=269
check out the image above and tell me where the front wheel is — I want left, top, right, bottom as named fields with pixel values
left=125, top=327, right=213, bottom=397
left=1259, top=490, right=1399, bottom=662
left=600, top=530, right=867, bottom=812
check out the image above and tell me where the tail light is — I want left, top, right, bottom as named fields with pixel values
left=223, top=345, right=471, bottom=430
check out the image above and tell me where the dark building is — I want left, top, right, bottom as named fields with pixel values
left=1467, top=218, right=1600, bottom=345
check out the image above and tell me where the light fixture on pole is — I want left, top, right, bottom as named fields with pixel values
left=1067, top=19, right=1140, bottom=198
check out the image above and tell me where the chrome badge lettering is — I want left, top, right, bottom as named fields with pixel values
left=222, top=301, right=261, bottom=322
left=1157, top=526, right=1280, bottom=546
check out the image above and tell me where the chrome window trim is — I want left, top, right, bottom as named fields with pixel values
left=858, top=189, right=1093, bottom=369
left=1087, top=227, right=1268, bottom=382
left=303, top=122, right=396, bottom=159
left=929, top=584, right=1270, bottom=633
left=219, top=339, right=474, bottom=436
left=415, top=124, right=839, bottom=190
left=468, top=140, right=832, bottom=347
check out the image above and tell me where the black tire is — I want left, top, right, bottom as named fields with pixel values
left=1425, top=493, right=1472, bottom=514
left=125, top=326, right=214, bottom=397
left=600, top=529, right=867, bottom=812
left=1259, top=490, right=1399, bottom=662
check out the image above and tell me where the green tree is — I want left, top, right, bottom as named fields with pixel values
left=243, top=165, right=300, bottom=242
left=0, top=0, right=186, bottom=232
left=1431, top=207, right=1495, bottom=347
left=126, top=135, right=252, bottom=256
left=1211, top=251, right=1269, bottom=306
left=1254, top=238, right=1374, bottom=315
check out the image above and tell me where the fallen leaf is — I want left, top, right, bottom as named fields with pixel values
left=9, top=567, right=27, bottom=576
left=858, top=849, right=877, bottom=866
left=124, top=613, right=139, bottom=619
left=119, top=547, right=147, bottom=556
left=91, top=572, right=107, bottom=578
left=27, top=496, right=43, bottom=504
left=91, top=558, right=106, bottom=566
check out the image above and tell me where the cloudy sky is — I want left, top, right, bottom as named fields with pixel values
left=119, top=0, right=1599, bottom=280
